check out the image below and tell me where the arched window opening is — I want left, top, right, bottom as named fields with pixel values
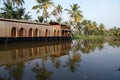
left=57, top=30, right=59, bottom=36
left=20, top=28, right=24, bottom=37
left=35, top=29, right=39, bottom=37
left=29, top=28, right=33, bottom=37
left=11, top=27, right=17, bottom=37
left=54, top=30, right=56, bottom=36
left=45, top=29, right=48, bottom=37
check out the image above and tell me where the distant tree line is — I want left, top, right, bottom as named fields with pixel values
left=108, top=27, right=120, bottom=37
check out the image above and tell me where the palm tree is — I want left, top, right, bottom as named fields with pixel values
left=82, top=20, right=105, bottom=35
left=54, top=4, right=63, bottom=22
left=15, top=7, right=25, bottom=19
left=87, top=20, right=92, bottom=35
left=92, top=21, right=97, bottom=35
left=77, top=22, right=82, bottom=34
left=57, top=17, right=62, bottom=23
left=110, top=27, right=120, bottom=37
left=3, top=0, right=24, bottom=6
left=24, top=12, right=32, bottom=20
left=84, top=24, right=89, bottom=35
left=32, top=0, right=54, bottom=23
left=13, top=0, right=24, bottom=6
left=37, top=16, right=44, bottom=22
left=81, top=19, right=87, bottom=35
left=0, top=1, right=15, bottom=19
left=99, top=23, right=105, bottom=35
left=0, top=1, right=31, bottom=19
left=44, top=11, right=50, bottom=23
left=82, top=19, right=88, bottom=25
left=65, top=3, right=83, bottom=35
left=51, top=4, right=63, bottom=22
left=51, top=9, right=58, bottom=21
left=55, top=4, right=63, bottom=17
left=65, top=3, right=83, bottom=26
left=82, top=20, right=91, bottom=35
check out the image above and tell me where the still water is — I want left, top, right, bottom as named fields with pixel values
left=0, top=39, right=120, bottom=80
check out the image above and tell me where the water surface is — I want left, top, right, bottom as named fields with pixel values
left=0, top=39, right=120, bottom=80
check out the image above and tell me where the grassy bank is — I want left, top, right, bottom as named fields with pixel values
left=73, top=35, right=106, bottom=40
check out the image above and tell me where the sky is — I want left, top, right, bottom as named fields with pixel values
left=1, top=0, right=120, bottom=29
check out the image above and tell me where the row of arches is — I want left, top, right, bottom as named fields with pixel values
left=54, top=30, right=59, bottom=36
left=11, top=27, right=59, bottom=37
left=11, top=43, right=71, bottom=60
left=62, top=30, right=71, bottom=36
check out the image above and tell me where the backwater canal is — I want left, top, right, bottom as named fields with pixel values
left=0, top=39, right=120, bottom=80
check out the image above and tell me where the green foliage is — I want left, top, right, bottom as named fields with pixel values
left=0, top=1, right=15, bottom=19
left=79, top=19, right=106, bottom=36
left=32, top=0, right=54, bottom=23
left=3, top=0, right=24, bottom=6
left=71, top=39, right=106, bottom=54
left=73, top=35, right=106, bottom=40
left=63, top=53, right=81, bottom=72
left=51, top=4, right=63, bottom=23
left=65, top=3, right=83, bottom=35
left=57, top=17, right=62, bottom=23
left=24, top=12, right=32, bottom=20
left=0, top=1, right=31, bottom=20
left=38, top=16, right=43, bottom=23
left=65, top=3, right=83, bottom=24
left=108, top=27, right=120, bottom=37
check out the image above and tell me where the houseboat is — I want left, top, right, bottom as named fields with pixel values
left=0, top=18, right=72, bottom=43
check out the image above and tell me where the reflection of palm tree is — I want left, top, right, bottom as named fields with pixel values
left=32, top=58, right=53, bottom=80
left=97, top=40, right=104, bottom=50
left=108, top=39, right=120, bottom=47
left=72, top=39, right=105, bottom=54
left=116, top=67, right=120, bottom=71
left=0, top=77, right=9, bottom=80
left=5, top=62, right=25, bottom=80
left=54, top=59, right=61, bottom=69
left=79, top=40, right=92, bottom=54
left=63, top=53, right=81, bottom=73
left=50, top=57, right=61, bottom=69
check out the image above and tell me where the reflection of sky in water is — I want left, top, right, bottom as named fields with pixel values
left=80, top=44, right=120, bottom=80
left=0, top=40, right=120, bottom=80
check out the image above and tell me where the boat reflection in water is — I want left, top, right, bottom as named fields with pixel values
left=0, top=41, right=71, bottom=66
left=0, top=41, right=72, bottom=80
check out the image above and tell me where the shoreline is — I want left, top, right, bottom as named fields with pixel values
left=73, top=35, right=120, bottom=40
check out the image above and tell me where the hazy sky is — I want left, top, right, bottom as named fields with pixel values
left=1, top=0, right=120, bottom=29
